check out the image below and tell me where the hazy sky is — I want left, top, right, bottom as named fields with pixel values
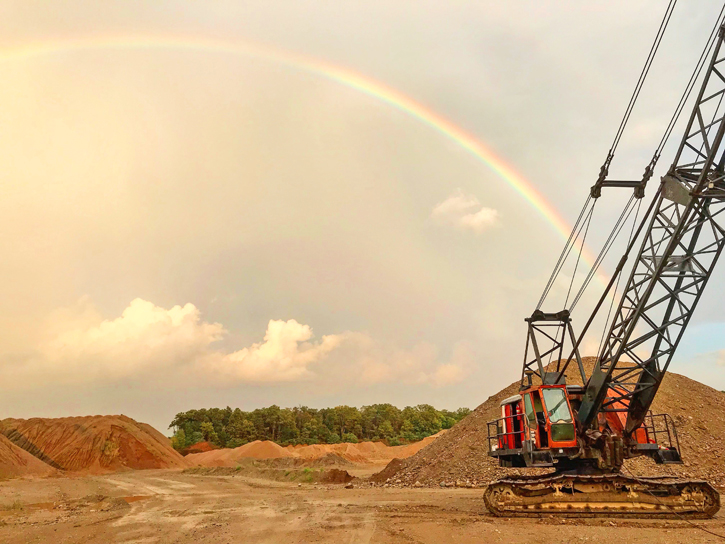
left=1, top=1, right=724, bottom=432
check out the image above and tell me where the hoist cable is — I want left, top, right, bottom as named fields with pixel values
left=595, top=198, right=642, bottom=360
left=564, top=206, right=594, bottom=309
left=537, top=201, right=594, bottom=310
left=569, top=195, right=637, bottom=312
left=538, top=2, right=678, bottom=313
left=608, top=0, right=677, bottom=158
left=569, top=196, right=634, bottom=310
left=557, top=194, right=660, bottom=380
left=536, top=197, right=593, bottom=310
left=655, top=2, right=725, bottom=157
left=537, top=197, right=591, bottom=309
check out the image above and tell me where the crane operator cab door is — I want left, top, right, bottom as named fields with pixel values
left=520, top=385, right=577, bottom=466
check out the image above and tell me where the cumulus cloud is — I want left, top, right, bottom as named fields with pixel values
left=204, top=319, right=345, bottom=382
left=431, top=189, right=500, bottom=234
left=1, top=298, right=470, bottom=389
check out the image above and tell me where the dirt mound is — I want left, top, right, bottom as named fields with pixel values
left=1, top=415, right=189, bottom=474
left=181, top=441, right=218, bottom=455
left=381, top=357, right=725, bottom=487
left=187, top=433, right=446, bottom=468
left=186, top=440, right=294, bottom=467
left=319, top=468, right=355, bottom=484
left=0, top=434, right=57, bottom=479
left=369, top=458, right=406, bottom=484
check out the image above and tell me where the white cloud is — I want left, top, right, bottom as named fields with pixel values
left=22, top=298, right=224, bottom=384
left=1, top=298, right=470, bottom=389
left=204, top=319, right=345, bottom=382
left=431, top=189, right=500, bottom=234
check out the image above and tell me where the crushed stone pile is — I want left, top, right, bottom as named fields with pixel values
left=1, top=415, right=189, bottom=474
left=0, top=434, right=57, bottom=479
left=186, top=431, right=445, bottom=468
left=378, top=357, right=725, bottom=488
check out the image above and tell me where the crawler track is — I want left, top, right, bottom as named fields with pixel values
left=483, top=473, right=721, bottom=518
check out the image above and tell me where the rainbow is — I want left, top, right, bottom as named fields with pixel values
left=0, top=34, right=600, bottom=271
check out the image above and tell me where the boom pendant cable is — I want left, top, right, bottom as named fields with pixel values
left=537, top=196, right=594, bottom=310
left=595, top=198, right=642, bottom=360
left=597, top=0, right=678, bottom=182
left=538, top=1, right=679, bottom=312
left=656, top=2, right=725, bottom=158
left=563, top=205, right=594, bottom=309
left=569, top=195, right=637, bottom=312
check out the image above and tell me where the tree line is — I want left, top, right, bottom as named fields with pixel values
left=169, top=404, right=471, bottom=450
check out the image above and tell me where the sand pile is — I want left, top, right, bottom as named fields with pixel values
left=186, top=440, right=294, bottom=467
left=381, top=357, right=725, bottom=487
left=1, top=415, right=189, bottom=474
left=0, top=434, right=57, bottom=479
left=181, top=441, right=218, bottom=455
left=186, top=431, right=446, bottom=467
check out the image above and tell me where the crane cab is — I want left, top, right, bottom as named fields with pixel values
left=488, top=385, right=579, bottom=467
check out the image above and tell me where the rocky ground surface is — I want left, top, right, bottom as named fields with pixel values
left=1, top=468, right=723, bottom=544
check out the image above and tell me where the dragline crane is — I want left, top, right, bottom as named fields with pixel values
left=483, top=3, right=724, bottom=518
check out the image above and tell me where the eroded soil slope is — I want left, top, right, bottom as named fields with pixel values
left=383, top=357, right=725, bottom=487
left=1, top=415, right=189, bottom=474
left=0, top=434, right=56, bottom=479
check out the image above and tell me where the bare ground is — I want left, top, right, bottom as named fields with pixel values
left=1, top=470, right=724, bottom=544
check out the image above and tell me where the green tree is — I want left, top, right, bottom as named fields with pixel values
left=200, top=422, right=219, bottom=444
left=168, top=403, right=469, bottom=449
left=379, top=420, right=394, bottom=439
left=400, top=419, right=416, bottom=442
left=240, top=419, right=256, bottom=442
left=226, top=438, right=245, bottom=449
left=333, top=405, right=361, bottom=439
left=170, top=428, right=186, bottom=451
left=342, top=432, right=358, bottom=444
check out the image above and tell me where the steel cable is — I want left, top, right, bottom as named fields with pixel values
left=654, top=2, right=725, bottom=157
left=569, top=195, right=637, bottom=312
left=537, top=197, right=593, bottom=310
left=608, top=0, right=678, bottom=158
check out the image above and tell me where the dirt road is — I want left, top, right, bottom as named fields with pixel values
left=1, top=470, right=724, bottom=544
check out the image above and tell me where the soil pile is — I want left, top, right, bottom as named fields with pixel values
left=319, top=468, right=355, bottom=484
left=181, top=441, right=218, bottom=455
left=0, top=434, right=57, bottom=479
left=186, top=432, right=446, bottom=468
left=1, top=415, right=189, bottom=474
left=380, top=357, right=725, bottom=487
left=186, top=440, right=294, bottom=467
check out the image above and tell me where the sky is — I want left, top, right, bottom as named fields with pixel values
left=1, top=1, right=724, bottom=433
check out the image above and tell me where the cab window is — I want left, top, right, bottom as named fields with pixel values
left=542, top=388, right=573, bottom=423
left=542, top=388, right=575, bottom=442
